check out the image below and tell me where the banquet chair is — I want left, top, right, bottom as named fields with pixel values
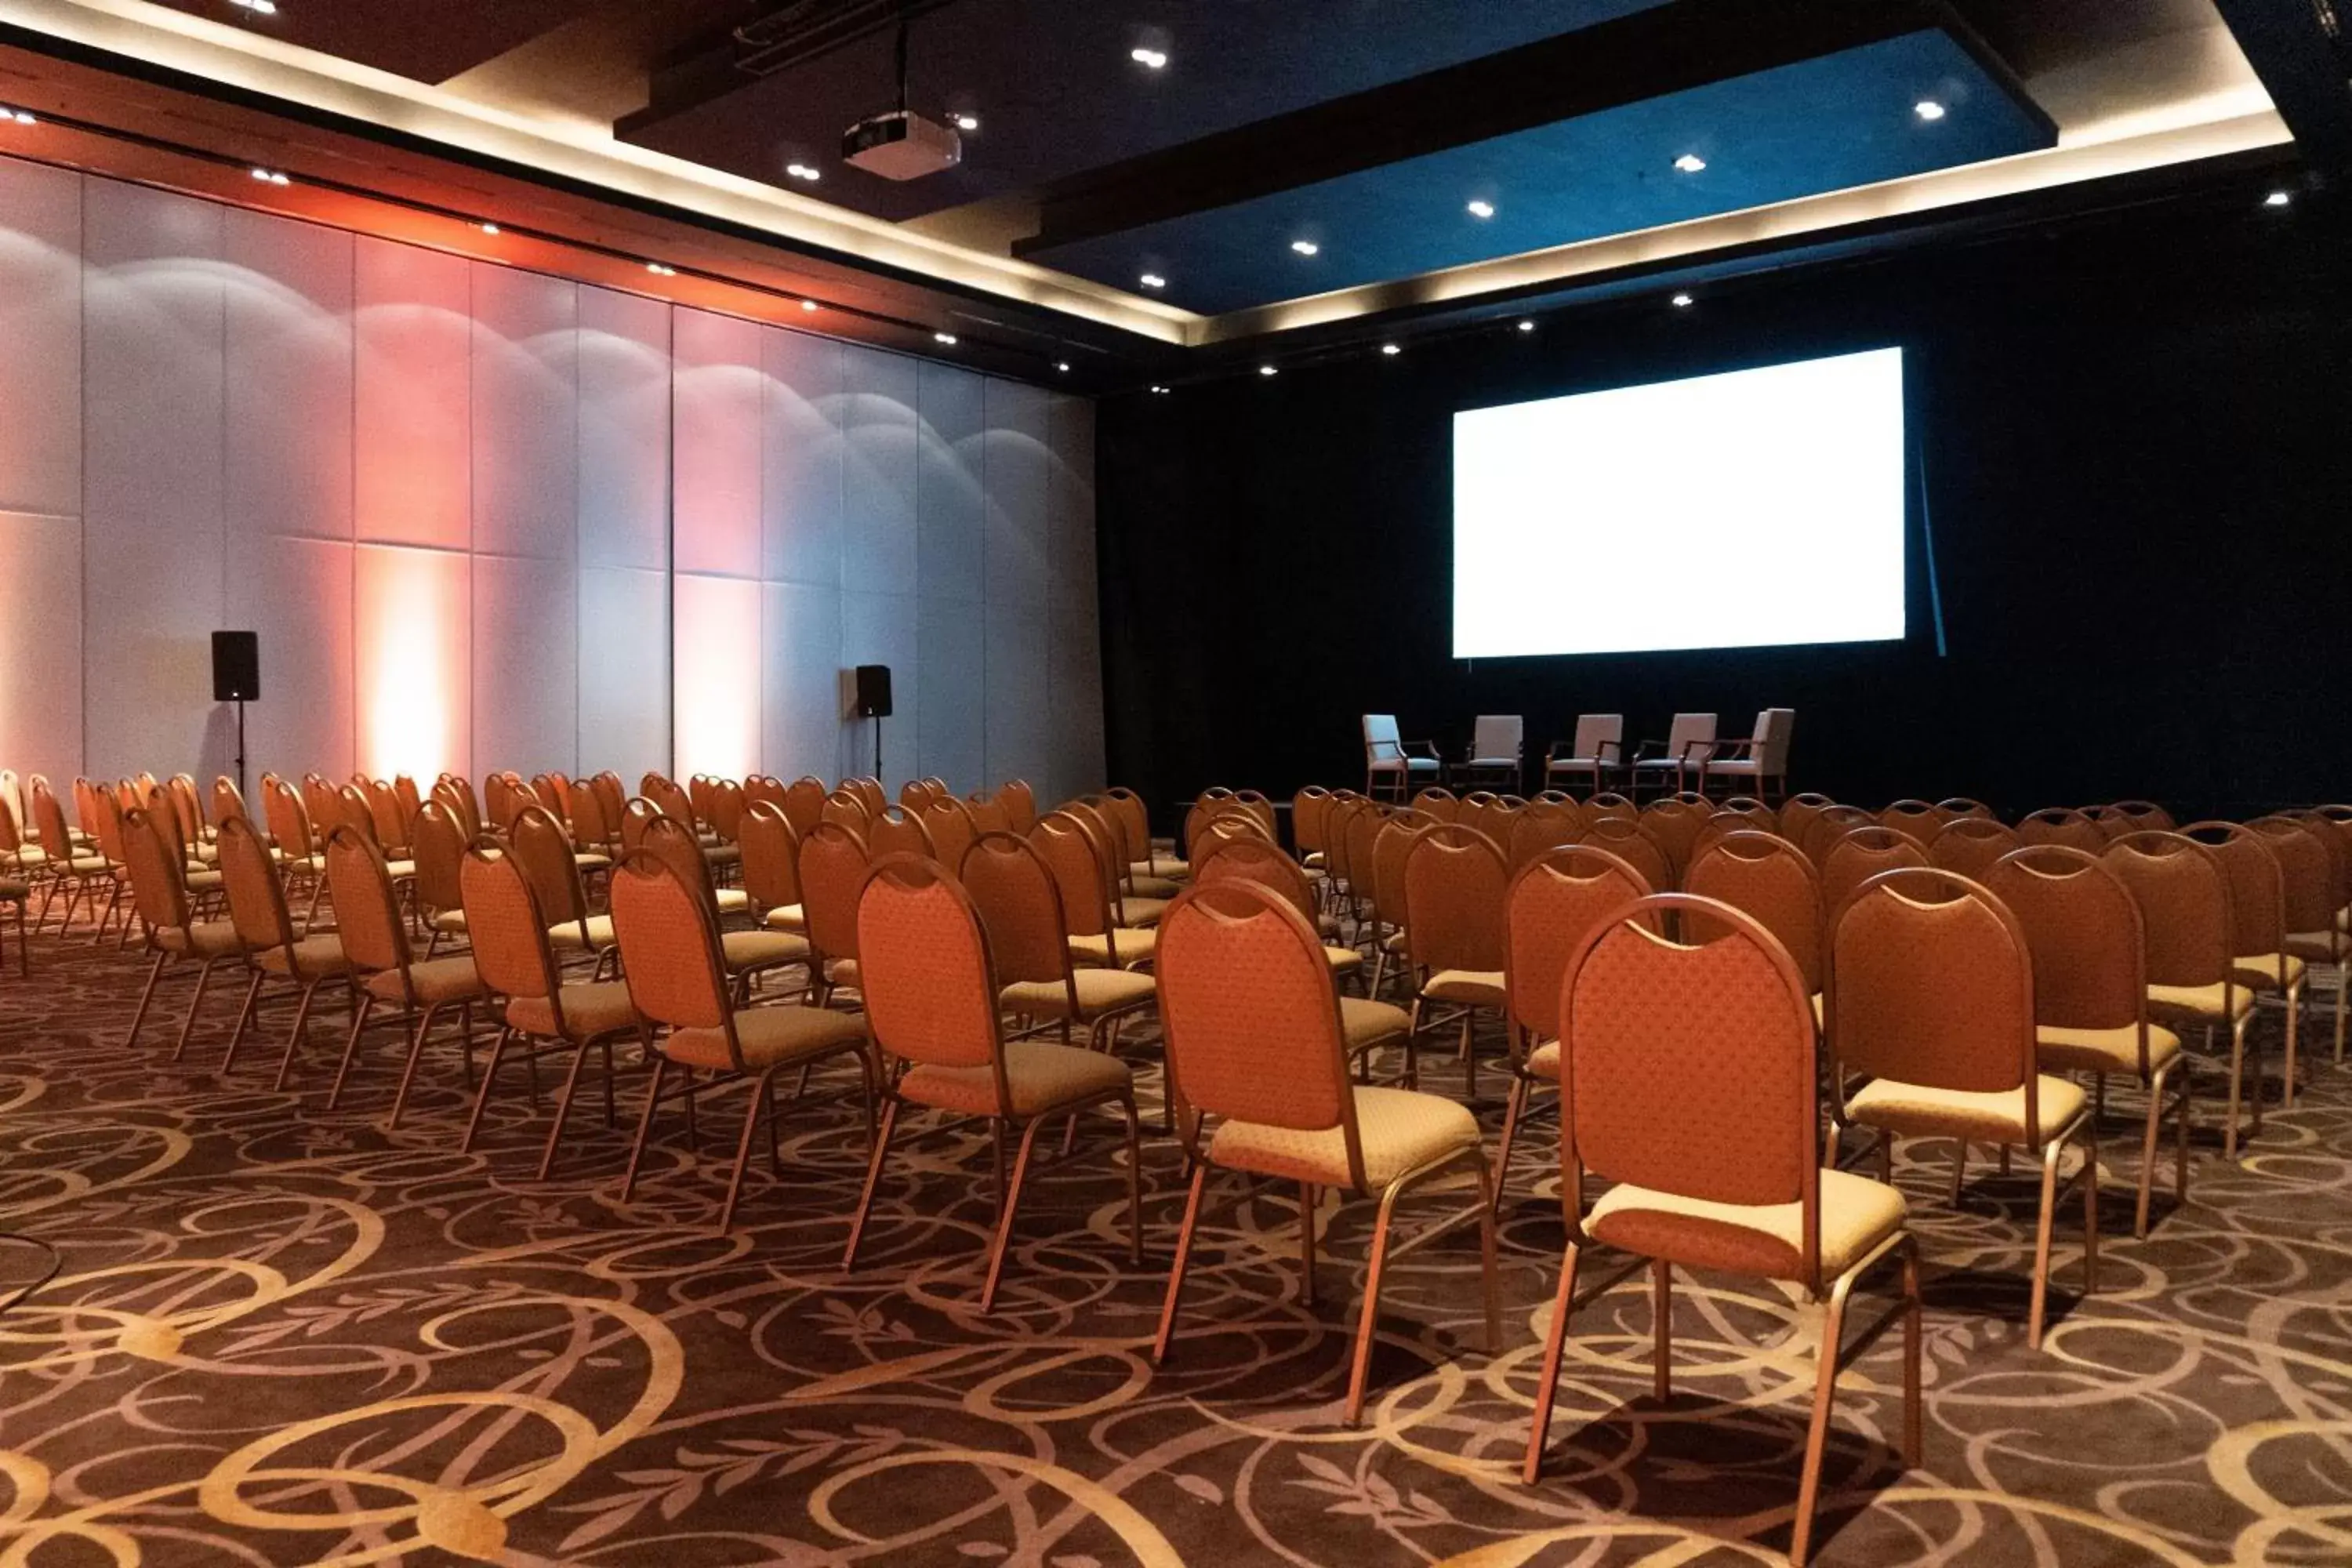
left=1523, top=893, right=1918, bottom=1567
left=866, top=805, right=935, bottom=861
left=2109, top=800, right=2176, bottom=833
left=1777, top=793, right=1837, bottom=852
left=1639, top=796, right=1711, bottom=885
left=1686, top=831, right=1825, bottom=1025
left=511, top=806, right=621, bottom=970
left=1544, top=714, right=1624, bottom=795
left=1577, top=817, right=1671, bottom=894
left=214, top=815, right=352, bottom=1083
left=1877, top=800, right=1942, bottom=847
left=1506, top=800, right=1585, bottom=874
left=739, top=801, right=806, bottom=935
left=1929, top=816, right=2022, bottom=881
left=210, top=775, right=250, bottom=833
left=1403, top=824, right=1511, bottom=1098
left=1363, top=713, right=1443, bottom=802
left=1583, top=791, right=1639, bottom=824
left=1698, top=707, right=1795, bottom=803
left=1938, top=797, right=1998, bottom=822
left=2253, top=815, right=2343, bottom=1073
left=1152, top=877, right=1497, bottom=1425
left=1409, top=785, right=1459, bottom=822
left=798, top=821, right=872, bottom=1005
left=1364, top=815, right=1433, bottom=999
left=1800, top=805, right=1877, bottom=868
left=410, top=801, right=472, bottom=955
left=1069, top=800, right=1166, bottom=928
left=321, top=826, right=490, bottom=1125
left=1000, top=779, right=1040, bottom=835
left=842, top=854, right=1141, bottom=1307
left=2019, top=808, right=2107, bottom=854
left=780, top=776, right=827, bottom=839
left=1105, top=787, right=1179, bottom=883
left=1820, top=827, right=1927, bottom=911
left=119, top=805, right=243, bottom=1056
left=1827, top=866, right=2096, bottom=1348
left=1986, top=845, right=2192, bottom=1236
left=610, top=852, right=873, bottom=1232
left=1496, top=844, right=1652, bottom=1213
left=456, top=843, right=645, bottom=1175
left=964, top=790, right=1014, bottom=836
left=1293, top=786, right=1335, bottom=873
left=0, top=871, right=23, bottom=976
left=2182, top=820, right=2306, bottom=1108
left=636, top=814, right=811, bottom=1002
left=263, top=775, right=329, bottom=928
left=963, top=831, right=1158, bottom=1062
left=1459, top=715, right=1524, bottom=793
left=1033, top=810, right=1153, bottom=970
left=920, top=795, right=979, bottom=877
left=30, top=778, right=110, bottom=935
left=2103, top=831, right=2259, bottom=1158
left=1628, top=713, right=1716, bottom=802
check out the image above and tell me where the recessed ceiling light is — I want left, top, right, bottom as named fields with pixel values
left=249, top=168, right=289, bottom=186
left=1056, top=361, right=1072, bottom=372
left=953, top=114, right=980, bottom=132
left=230, top=0, right=278, bottom=13
left=1671, top=292, right=1693, bottom=307
left=1466, top=199, right=1495, bottom=219
left=1139, top=272, right=1167, bottom=289
left=645, top=263, right=675, bottom=277
left=1673, top=153, right=1708, bottom=173
left=786, top=162, right=821, bottom=182
left=800, top=299, right=818, bottom=312
left=1149, top=384, right=1171, bottom=394
left=1914, top=100, right=1946, bottom=122
left=1258, top=365, right=1278, bottom=377
left=935, top=332, right=958, bottom=345
left=1131, top=47, right=1168, bottom=69
left=1290, top=239, right=1319, bottom=256
left=2265, top=190, right=2292, bottom=208
left=1381, top=343, right=1401, bottom=357
left=1517, top=320, right=1536, bottom=332
left=478, top=222, right=499, bottom=235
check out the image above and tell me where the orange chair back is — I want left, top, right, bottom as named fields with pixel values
left=798, top=822, right=869, bottom=964
left=868, top=806, right=935, bottom=861
left=2018, top=807, right=2106, bottom=854
left=1929, top=816, right=2020, bottom=880
left=857, top=855, right=1002, bottom=1076
left=460, top=844, right=561, bottom=1006
left=1505, top=844, right=1652, bottom=1044
left=410, top=800, right=468, bottom=916
left=920, top=797, right=979, bottom=876
left=1877, top=799, right=1941, bottom=844
left=739, top=801, right=804, bottom=916
left=959, top=831, right=1073, bottom=988
left=1820, top=826, right=1928, bottom=909
left=609, top=853, right=734, bottom=1044
left=1410, top=786, right=1458, bottom=822
left=325, top=826, right=409, bottom=974
left=2247, top=816, right=2337, bottom=938
left=1000, top=779, right=1040, bottom=834
left=1685, top=831, right=1824, bottom=994
left=2180, top=821, right=2285, bottom=960
left=1403, top=825, right=1507, bottom=975
left=2103, top=831, right=2234, bottom=993
left=512, top=805, right=592, bottom=928
left=1984, top=846, right=2146, bottom=1036
left=1191, top=835, right=1317, bottom=923
left=1506, top=804, right=1584, bottom=873
left=119, top=807, right=194, bottom=935
left=1577, top=816, right=1671, bottom=893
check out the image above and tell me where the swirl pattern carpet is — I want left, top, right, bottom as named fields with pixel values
left=1, top=928, right=2346, bottom=1565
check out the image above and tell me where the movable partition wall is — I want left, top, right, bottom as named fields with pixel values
left=0, top=152, right=1105, bottom=804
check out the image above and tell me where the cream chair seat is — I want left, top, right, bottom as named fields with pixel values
left=506, top=982, right=637, bottom=1040
left=361, top=955, right=485, bottom=1007
left=1586, top=1168, right=1907, bottom=1279
left=1208, top=1083, right=1481, bottom=1188
left=663, top=1003, right=865, bottom=1072
left=1424, top=967, right=1504, bottom=1007
left=2148, top=980, right=2254, bottom=1022
left=1003, top=967, right=1156, bottom=1019
left=1846, top=1074, right=2087, bottom=1144
left=902, top=1039, right=1133, bottom=1119
left=2037, top=1022, right=2183, bottom=1076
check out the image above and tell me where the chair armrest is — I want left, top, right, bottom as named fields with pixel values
left=1701, top=739, right=1753, bottom=761
left=1632, top=739, right=1667, bottom=760
left=1405, top=740, right=1443, bottom=760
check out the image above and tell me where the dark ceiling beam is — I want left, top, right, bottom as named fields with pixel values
left=2209, top=0, right=2352, bottom=176
left=618, top=0, right=960, bottom=137
left=1014, top=0, right=2045, bottom=257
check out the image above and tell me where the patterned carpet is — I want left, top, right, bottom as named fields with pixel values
left=2, top=916, right=2348, bottom=1566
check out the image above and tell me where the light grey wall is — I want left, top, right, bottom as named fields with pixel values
left=0, top=151, right=1103, bottom=805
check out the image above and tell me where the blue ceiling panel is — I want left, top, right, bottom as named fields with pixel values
left=1029, top=28, right=2053, bottom=314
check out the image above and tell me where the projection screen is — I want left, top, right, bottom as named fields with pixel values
left=1450, top=347, right=1907, bottom=659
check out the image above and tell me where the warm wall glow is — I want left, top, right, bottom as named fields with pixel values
left=673, top=573, right=760, bottom=780
left=356, top=543, right=469, bottom=782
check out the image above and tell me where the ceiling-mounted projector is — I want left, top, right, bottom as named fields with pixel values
left=843, top=109, right=962, bottom=179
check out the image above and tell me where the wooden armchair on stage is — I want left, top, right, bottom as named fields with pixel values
left=1628, top=712, right=1716, bottom=802
left=1362, top=713, right=1443, bottom=802
left=1456, top=715, right=1524, bottom=793
left=1542, top=713, right=1624, bottom=795
left=1700, top=708, right=1796, bottom=804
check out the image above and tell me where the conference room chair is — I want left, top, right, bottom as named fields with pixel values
left=1105, top=786, right=1181, bottom=884
left=1797, top=805, right=1876, bottom=868
left=1523, top=892, right=1918, bottom=1566
left=456, top=842, right=646, bottom=1175
left=1454, top=789, right=1503, bottom=845
left=1777, top=793, right=1837, bottom=852
left=1363, top=815, right=1432, bottom=999
left=844, top=776, right=889, bottom=819
left=352, top=776, right=413, bottom=859
left=532, top=771, right=572, bottom=826
left=919, top=796, right=981, bottom=878
left=1929, top=816, right=2023, bottom=881
left=637, top=814, right=812, bottom=1004
left=1495, top=844, right=1653, bottom=1213
left=30, top=779, right=117, bottom=937
left=1192, top=834, right=1360, bottom=973
left=1543, top=713, right=1624, bottom=795
left=1459, top=715, right=1525, bottom=793
left=1577, top=816, right=1672, bottom=893
left=962, top=829, right=1159, bottom=1065
left=210, top=775, right=250, bottom=834
left=1697, top=707, right=1795, bottom=803
left=1715, top=794, right=1777, bottom=824
left=1093, top=791, right=1176, bottom=899
left=1363, top=713, right=1443, bottom=802
left=964, top=789, right=1014, bottom=837
left=1066, top=801, right=1166, bottom=931
left=1629, top=713, right=1717, bottom=802
left=1583, top=791, right=1638, bottom=824
left=214, top=815, right=353, bottom=1083
left=166, top=774, right=214, bottom=863
left=797, top=821, right=872, bottom=1005
left=433, top=774, right=482, bottom=840
left=1639, top=796, right=1711, bottom=885
left=2108, top=800, right=2176, bottom=833
left=1292, top=785, right=1334, bottom=873
left=1820, top=826, right=1926, bottom=909
left=81, top=784, right=139, bottom=946
left=608, top=852, right=873, bottom=1233
left=778, top=776, right=826, bottom=839
left=2183, top=821, right=2306, bottom=1107
left=513, top=806, right=622, bottom=972
left=1032, top=811, right=1154, bottom=971
left=738, top=800, right=807, bottom=938
left=1827, top=866, right=2096, bottom=1348
left=262, top=776, right=329, bottom=929
left=2252, top=815, right=2343, bottom=1071
left=336, top=785, right=418, bottom=887
left=1936, top=797, right=1996, bottom=821
left=866, top=804, right=935, bottom=861
left=409, top=802, right=473, bottom=956
left=1403, top=824, right=1511, bottom=1098
left=1506, top=800, right=1584, bottom=873
left=2103, top=831, right=2260, bottom=1158
left=703, top=779, right=746, bottom=855
left=1408, top=785, right=1459, bottom=822
left=1686, top=831, right=1826, bottom=1028
left=1877, top=800, right=1942, bottom=846
left=321, top=826, right=490, bottom=1125
left=842, top=854, right=1142, bottom=1308
left=118, top=805, right=242, bottom=1056
left=2018, top=808, right=2107, bottom=854
left=744, top=775, right=789, bottom=818
left=1000, top=779, right=1040, bottom=836
left=1152, top=877, right=1497, bottom=1425
left=1986, top=845, right=2192, bottom=1237
left=897, top=779, right=938, bottom=812
left=0, top=769, right=22, bottom=849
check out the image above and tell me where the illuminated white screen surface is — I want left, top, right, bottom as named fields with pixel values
left=1451, top=347, right=1907, bottom=659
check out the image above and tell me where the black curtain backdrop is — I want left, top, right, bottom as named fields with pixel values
left=1094, top=181, right=2352, bottom=829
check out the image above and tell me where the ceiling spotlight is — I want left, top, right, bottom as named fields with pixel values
left=800, top=299, right=819, bottom=312
left=1673, top=153, right=1708, bottom=173
left=935, top=332, right=958, bottom=345
left=249, top=167, right=290, bottom=186
left=1131, top=47, right=1168, bottom=69
left=1914, top=100, right=1947, bottom=122
left=953, top=114, right=980, bottom=132
left=1258, top=365, right=1278, bottom=377
left=645, top=263, right=676, bottom=277
left=478, top=222, right=500, bottom=235
left=2265, top=190, right=2292, bottom=208
left=1517, top=319, right=1536, bottom=333
left=1149, top=384, right=1171, bottom=395
left=1056, top=361, right=1072, bottom=372
left=7, top=109, right=33, bottom=125
left=1381, top=343, right=1401, bottom=357
left=1466, top=199, right=1495, bottom=219
left=1290, top=239, right=1319, bottom=256
left=786, top=162, right=821, bottom=182
left=1671, top=292, right=1693, bottom=307
left=1139, top=272, right=1167, bottom=289
left=230, top=0, right=278, bottom=13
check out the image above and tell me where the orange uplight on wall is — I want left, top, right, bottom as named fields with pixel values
left=672, top=573, right=760, bottom=780
left=356, top=543, right=470, bottom=783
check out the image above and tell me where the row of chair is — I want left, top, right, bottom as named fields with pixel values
left=1363, top=709, right=1795, bottom=802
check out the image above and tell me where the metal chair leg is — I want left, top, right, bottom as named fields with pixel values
left=840, top=1096, right=902, bottom=1271
left=272, top=977, right=327, bottom=1091
left=717, top=1069, right=778, bottom=1233
left=125, top=952, right=168, bottom=1051
left=619, top=1054, right=671, bottom=1203
left=1152, top=1160, right=1212, bottom=1364
left=978, top=1116, right=1045, bottom=1310
left=1520, top=1241, right=1583, bottom=1483
left=326, top=994, right=376, bottom=1109
left=463, top=1025, right=515, bottom=1152
left=1788, top=1267, right=1857, bottom=1566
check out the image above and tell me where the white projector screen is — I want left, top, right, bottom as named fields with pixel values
left=1451, top=347, right=1907, bottom=659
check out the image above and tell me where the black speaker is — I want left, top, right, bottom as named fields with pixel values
left=212, top=631, right=260, bottom=702
left=854, top=664, right=893, bottom=719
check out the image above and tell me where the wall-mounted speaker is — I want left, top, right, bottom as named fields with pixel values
left=212, top=630, right=260, bottom=702
left=854, top=664, right=893, bottom=719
